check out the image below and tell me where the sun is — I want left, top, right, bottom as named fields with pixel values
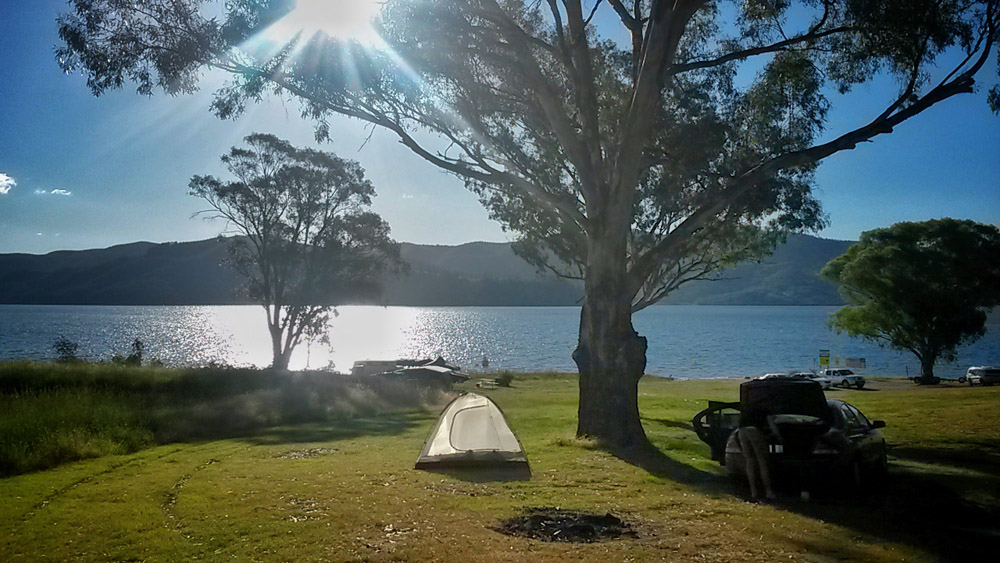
left=268, top=0, right=383, bottom=45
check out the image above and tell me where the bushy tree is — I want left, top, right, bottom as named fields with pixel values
left=57, top=0, right=999, bottom=447
left=52, top=336, right=80, bottom=363
left=190, top=133, right=401, bottom=370
left=822, top=219, right=1000, bottom=384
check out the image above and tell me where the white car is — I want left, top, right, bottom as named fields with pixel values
left=756, top=372, right=833, bottom=390
left=792, top=372, right=833, bottom=390
left=821, top=369, right=866, bottom=389
left=966, top=366, right=1000, bottom=386
left=758, top=373, right=790, bottom=379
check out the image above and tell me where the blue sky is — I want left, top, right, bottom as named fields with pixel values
left=1, top=1, right=998, bottom=255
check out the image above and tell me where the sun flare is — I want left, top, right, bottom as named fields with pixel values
left=268, top=0, right=383, bottom=45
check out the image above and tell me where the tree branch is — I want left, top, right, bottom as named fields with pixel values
left=628, top=23, right=996, bottom=294
left=670, top=25, right=851, bottom=75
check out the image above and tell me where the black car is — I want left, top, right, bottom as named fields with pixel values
left=693, top=379, right=887, bottom=489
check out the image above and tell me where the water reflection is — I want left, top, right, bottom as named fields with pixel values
left=0, top=305, right=996, bottom=378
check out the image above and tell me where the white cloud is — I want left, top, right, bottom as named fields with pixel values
left=0, top=173, right=15, bottom=195
left=34, top=188, right=74, bottom=197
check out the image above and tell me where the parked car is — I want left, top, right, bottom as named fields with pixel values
left=693, top=379, right=887, bottom=490
left=821, top=368, right=866, bottom=389
left=967, top=366, right=1000, bottom=386
left=758, top=373, right=792, bottom=380
left=792, top=372, right=833, bottom=390
left=755, top=372, right=833, bottom=390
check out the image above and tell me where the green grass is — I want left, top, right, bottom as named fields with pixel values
left=1, top=372, right=998, bottom=561
left=0, top=362, right=449, bottom=476
left=0, top=388, right=154, bottom=475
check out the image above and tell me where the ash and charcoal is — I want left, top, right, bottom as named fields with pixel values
left=495, top=508, right=637, bottom=543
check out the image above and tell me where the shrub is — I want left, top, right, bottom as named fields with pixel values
left=110, top=338, right=145, bottom=366
left=52, top=337, right=80, bottom=363
left=497, top=371, right=515, bottom=387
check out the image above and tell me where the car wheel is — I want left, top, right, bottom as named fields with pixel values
left=968, top=379, right=975, bottom=386
left=851, top=458, right=864, bottom=491
left=855, top=382, right=865, bottom=389
left=873, top=448, right=888, bottom=479
left=958, top=376, right=967, bottom=384
left=841, top=380, right=851, bottom=388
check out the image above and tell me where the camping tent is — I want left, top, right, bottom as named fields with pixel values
left=415, top=393, right=529, bottom=470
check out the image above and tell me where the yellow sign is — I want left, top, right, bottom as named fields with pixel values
left=819, top=356, right=830, bottom=366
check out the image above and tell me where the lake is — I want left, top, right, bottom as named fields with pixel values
left=1, top=305, right=997, bottom=379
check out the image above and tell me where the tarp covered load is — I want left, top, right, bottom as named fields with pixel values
left=415, top=393, right=528, bottom=469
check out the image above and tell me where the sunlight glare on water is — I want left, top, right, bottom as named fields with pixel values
left=1, top=305, right=998, bottom=378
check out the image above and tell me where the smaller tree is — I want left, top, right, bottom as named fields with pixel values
left=191, top=133, right=401, bottom=371
left=52, top=336, right=80, bottom=363
left=822, top=219, right=1000, bottom=384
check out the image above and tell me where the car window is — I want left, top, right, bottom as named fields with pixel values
left=847, top=404, right=871, bottom=427
left=840, top=404, right=863, bottom=430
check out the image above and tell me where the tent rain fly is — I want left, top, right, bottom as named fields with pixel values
left=415, top=393, right=529, bottom=469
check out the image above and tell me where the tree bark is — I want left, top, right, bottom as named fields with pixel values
left=918, top=351, right=939, bottom=384
left=270, top=322, right=291, bottom=371
left=573, top=226, right=649, bottom=450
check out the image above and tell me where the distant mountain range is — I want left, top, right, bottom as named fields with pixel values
left=0, top=234, right=853, bottom=306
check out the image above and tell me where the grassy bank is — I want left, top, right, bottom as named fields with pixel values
left=2, top=373, right=998, bottom=561
left=0, top=362, right=448, bottom=476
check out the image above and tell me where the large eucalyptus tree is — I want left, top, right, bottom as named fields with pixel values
left=58, top=0, right=999, bottom=448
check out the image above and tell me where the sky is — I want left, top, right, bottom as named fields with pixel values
left=0, top=0, right=998, bottom=255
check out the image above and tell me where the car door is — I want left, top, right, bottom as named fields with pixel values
left=843, top=404, right=880, bottom=463
left=828, top=370, right=844, bottom=386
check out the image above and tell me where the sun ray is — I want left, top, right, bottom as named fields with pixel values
left=264, top=0, right=383, bottom=46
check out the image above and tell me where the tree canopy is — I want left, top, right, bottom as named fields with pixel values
left=822, top=219, right=1000, bottom=383
left=57, top=0, right=1000, bottom=447
left=190, top=133, right=401, bottom=370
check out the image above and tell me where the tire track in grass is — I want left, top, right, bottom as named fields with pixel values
left=19, top=445, right=190, bottom=522
left=160, top=446, right=248, bottom=544
left=161, top=457, right=221, bottom=542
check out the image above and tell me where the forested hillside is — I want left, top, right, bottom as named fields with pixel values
left=0, top=235, right=851, bottom=306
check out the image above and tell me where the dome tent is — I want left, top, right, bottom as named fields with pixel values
left=415, top=393, right=529, bottom=470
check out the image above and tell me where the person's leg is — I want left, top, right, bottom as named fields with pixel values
left=742, top=426, right=777, bottom=500
left=738, top=429, right=760, bottom=499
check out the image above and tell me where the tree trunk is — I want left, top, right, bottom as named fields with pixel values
left=573, top=226, right=649, bottom=450
left=918, top=351, right=939, bottom=384
left=269, top=323, right=291, bottom=371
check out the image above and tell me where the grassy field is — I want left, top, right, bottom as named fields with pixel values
left=2, top=372, right=998, bottom=561
left=0, top=362, right=449, bottom=475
